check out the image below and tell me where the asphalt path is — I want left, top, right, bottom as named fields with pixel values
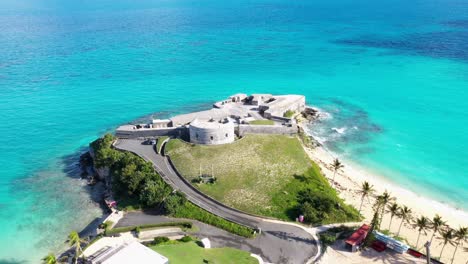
left=114, top=138, right=318, bottom=263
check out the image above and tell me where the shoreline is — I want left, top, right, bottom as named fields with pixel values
left=299, top=122, right=468, bottom=262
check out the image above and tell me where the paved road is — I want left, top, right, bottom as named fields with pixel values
left=114, top=138, right=318, bottom=263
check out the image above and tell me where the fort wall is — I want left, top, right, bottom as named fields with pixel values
left=237, top=124, right=298, bottom=137
left=115, top=126, right=188, bottom=139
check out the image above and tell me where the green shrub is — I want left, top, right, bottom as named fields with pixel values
left=99, top=220, right=113, bottom=230
left=153, top=236, right=170, bottom=245
left=90, top=134, right=122, bottom=168
left=179, top=235, right=193, bottom=242
left=135, top=226, right=141, bottom=234
left=327, top=225, right=356, bottom=239
left=320, top=232, right=337, bottom=251
left=295, top=171, right=361, bottom=225
left=283, top=110, right=295, bottom=118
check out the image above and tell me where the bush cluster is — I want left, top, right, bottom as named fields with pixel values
left=283, top=110, right=295, bottom=118
left=153, top=236, right=170, bottom=245
left=298, top=187, right=360, bottom=225
left=291, top=167, right=360, bottom=225
left=178, top=235, right=193, bottom=242
left=320, top=232, right=337, bottom=250
left=91, top=134, right=172, bottom=207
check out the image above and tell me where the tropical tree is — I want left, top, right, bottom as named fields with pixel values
left=371, top=194, right=385, bottom=230
left=378, top=190, right=395, bottom=226
left=42, top=253, right=57, bottom=264
left=451, top=227, right=468, bottom=264
left=397, top=205, right=412, bottom=237
left=386, top=203, right=399, bottom=232
left=364, top=197, right=383, bottom=246
left=413, top=216, right=430, bottom=249
left=68, top=231, right=83, bottom=264
left=439, top=228, right=455, bottom=261
left=357, top=181, right=374, bottom=214
left=330, top=158, right=344, bottom=187
left=430, top=214, right=447, bottom=243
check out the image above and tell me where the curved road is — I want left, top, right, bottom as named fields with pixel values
left=114, top=138, right=318, bottom=264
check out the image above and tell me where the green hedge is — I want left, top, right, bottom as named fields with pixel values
left=164, top=192, right=255, bottom=238
left=153, top=236, right=170, bottom=245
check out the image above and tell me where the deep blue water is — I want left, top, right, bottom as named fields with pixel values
left=1, top=0, right=468, bottom=262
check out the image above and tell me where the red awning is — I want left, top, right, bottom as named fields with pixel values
left=345, top=224, right=370, bottom=246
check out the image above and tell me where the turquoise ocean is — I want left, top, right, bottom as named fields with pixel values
left=1, top=0, right=467, bottom=262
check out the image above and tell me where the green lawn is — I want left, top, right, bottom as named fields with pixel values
left=151, top=241, right=257, bottom=264
left=165, top=135, right=359, bottom=224
left=248, top=119, right=275, bottom=125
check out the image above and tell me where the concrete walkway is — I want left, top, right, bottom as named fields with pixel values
left=114, top=139, right=319, bottom=264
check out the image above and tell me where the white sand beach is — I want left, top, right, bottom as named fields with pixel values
left=301, top=134, right=468, bottom=263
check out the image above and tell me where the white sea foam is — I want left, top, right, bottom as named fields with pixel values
left=331, top=127, right=347, bottom=134
left=310, top=106, right=332, bottom=120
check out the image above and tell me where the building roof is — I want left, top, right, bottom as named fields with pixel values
left=91, top=241, right=168, bottom=264
left=190, top=118, right=234, bottom=129
left=263, top=95, right=304, bottom=108
left=345, top=224, right=370, bottom=246
left=170, top=109, right=229, bottom=126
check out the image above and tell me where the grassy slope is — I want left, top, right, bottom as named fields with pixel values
left=165, top=134, right=359, bottom=223
left=151, top=241, right=257, bottom=264
left=156, top=136, right=169, bottom=154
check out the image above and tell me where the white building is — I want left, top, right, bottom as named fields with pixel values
left=86, top=241, right=169, bottom=264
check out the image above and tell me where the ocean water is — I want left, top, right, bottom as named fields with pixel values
left=1, top=0, right=468, bottom=262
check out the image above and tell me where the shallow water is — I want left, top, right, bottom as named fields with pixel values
left=1, top=0, right=468, bottom=262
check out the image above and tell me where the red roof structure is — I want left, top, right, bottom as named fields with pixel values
left=345, top=224, right=370, bottom=246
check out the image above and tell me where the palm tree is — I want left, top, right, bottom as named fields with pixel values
left=451, top=227, right=468, bottom=264
left=397, top=205, right=412, bottom=237
left=68, top=231, right=82, bottom=264
left=42, top=253, right=57, bottom=264
left=386, top=203, right=399, bottom=232
left=378, top=190, right=395, bottom=226
left=330, top=158, right=344, bottom=187
left=364, top=198, right=384, bottom=246
left=413, top=216, right=430, bottom=249
left=357, top=181, right=374, bottom=214
left=430, top=214, right=447, bottom=243
left=439, top=228, right=455, bottom=261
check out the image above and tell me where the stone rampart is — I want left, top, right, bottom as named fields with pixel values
left=237, top=124, right=298, bottom=136
left=116, top=127, right=188, bottom=139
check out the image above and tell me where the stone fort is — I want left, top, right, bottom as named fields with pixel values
left=116, top=93, right=306, bottom=145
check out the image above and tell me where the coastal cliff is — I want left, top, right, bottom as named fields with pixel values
left=88, top=147, right=110, bottom=181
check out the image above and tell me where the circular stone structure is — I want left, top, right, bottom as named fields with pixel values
left=189, top=119, right=235, bottom=145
